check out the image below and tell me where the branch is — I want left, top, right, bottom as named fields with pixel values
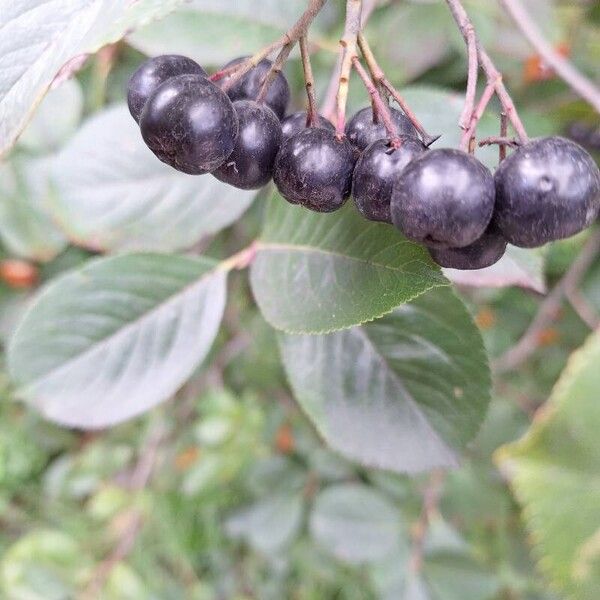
left=256, top=42, right=294, bottom=103
left=494, top=228, right=600, bottom=374
left=357, top=33, right=439, bottom=146
left=445, top=0, right=529, bottom=144
left=500, top=0, right=600, bottom=114
left=335, top=0, right=363, bottom=136
left=215, top=0, right=327, bottom=92
left=409, top=470, right=446, bottom=573
left=459, top=23, right=479, bottom=133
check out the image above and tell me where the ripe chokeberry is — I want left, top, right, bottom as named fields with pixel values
left=493, top=136, right=600, bottom=247
left=213, top=101, right=282, bottom=190
left=140, top=74, right=238, bottom=174
left=428, top=226, right=507, bottom=270
left=273, top=128, right=356, bottom=212
left=346, top=106, right=418, bottom=152
left=219, top=57, right=290, bottom=119
left=352, top=136, right=427, bottom=223
left=127, top=55, right=206, bottom=123
left=281, top=111, right=334, bottom=142
left=391, top=148, right=495, bottom=248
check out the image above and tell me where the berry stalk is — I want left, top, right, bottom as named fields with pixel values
left=215, top=0, right=328, bottom=92
left=351, top=56, right=400, bottom=146
left=299, top=35, right=319, bottom=127
left=445, top=0, right=529, bottom=144
left=256, top=42, right=294, bottom=104
left=357, top=33, right=439, bottom=147
left=335, top=0, right=363, bottom=136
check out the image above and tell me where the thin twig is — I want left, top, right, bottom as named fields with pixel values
left=500, top=0, right=600, bottom=114
left=499, top=111, right=508, bottom=161
left=478, top=135, right=521, bottom=148
left=445, top=0, right=529, bottom=144
left=494, top=229, right=600, bottom=373
left=352, top=56, right=400, bottom=145
left=409, top=470, right=446, bottom=573
left=336, top=0, right=363, bottom=136
left=299, top=35, right=318, bottom=126
left=216, top=0, right=327, bottom=92
left=459, top=23, right=479, bottom=134
left=566, top=288, right=600, bottom=330
left=357, top=33, right=439, bottom=146
left=460, top=81, right=496, bottom=149
left=256, top=42, right=294, bottom=103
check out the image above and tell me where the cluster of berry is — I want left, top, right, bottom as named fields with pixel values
left=128, top=55, right=600, bottom=271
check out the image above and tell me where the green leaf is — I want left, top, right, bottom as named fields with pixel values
left=18, top=79, right=83, bottom=153
left=0, top=0, right=184, bottom=156
left=0, top=157, right=67, bottom=262
left=225, top=493, right=304, bottom=555
left=128, top=0, right=329, bottom=66
left=251, top=194, right=446, bottom=334
left=8, top=253, right=226, bottom=428
left=50, top=105, right=256, bottom=252
left=279, top=287, right=491, bottom=473
left=497, top=330, right=600, bottom=600
left=309, top=483, right=403, bottom=565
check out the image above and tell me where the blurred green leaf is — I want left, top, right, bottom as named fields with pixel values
left=51, top=105, right=256, bottom=252
left=497, top=330, right=600, bottom=600
left=251, top=193, right=446, bottom=334
left=8, top=254, right=226, bottom=428
left=279, top=287, right=491, bottom=473
left=310, top=483, right=403, bottom=565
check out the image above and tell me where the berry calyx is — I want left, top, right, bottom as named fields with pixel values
left=428, top=226, right=507, bottom=270
left=352, top=136, right=427, bottom=223
left=281, top=111, right=334, bottom=142
left=273, top=128, right=356, bottom=212
left=346, top=106, right=418, bottom=152
left=127, top=55, right=206, bottom=123
left=213, top=101, right=282, bottom=190
left=493, top=136, right=600, bottom=248
left=391, top=148, right=495, bottom=248
left=140, top=74, right=238, bottom=175
left=219, top=57, right=290, bottom=119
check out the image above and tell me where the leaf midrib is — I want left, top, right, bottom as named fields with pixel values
left=257, top=241, right=444, bottom=276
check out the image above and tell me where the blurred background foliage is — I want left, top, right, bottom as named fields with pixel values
left=0, top=0, right=599, bottom=598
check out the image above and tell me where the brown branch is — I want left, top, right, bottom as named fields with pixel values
left=216, top=0, right=327, bottom=92
left=357, top=33, right=439, bottom=146
left=256, top=42, right=294, bottom=103
left=494, top=228, right=600, bottom=374
left=460, top=81, right=496, bottom=150
left=409, top=470, right=446, bottom=573
left=500, top=0, right=600, bottom=114
left=478, top=135, right=520, bottom=149
left=352, top=57, right=400, bottom=145
left=445, top=0, right=529, bottom=144
left=566, top=288, right=600, bottom=330
left=299, top=35, right=318, bottom=126
left=335, top=0, right=363, bottom=136
left=459, top=23, right=479, bottom=134
left=499, top=111, right=508, bottom=161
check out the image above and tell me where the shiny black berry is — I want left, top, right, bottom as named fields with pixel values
left=127, top=55, right=206, bottom=123
left=391, top=149, right=495, bottom=248
left=493, top=136, right=600, bottom=248
left=213, top=101, right=281, bottom=190
left=140, top=74, right=238, bottom=174
left=428, top=226, right=507, bottom=270
left=219, top=56, right=290, bottom=119
left=346, top=106, right=418, bottom=152
left=281, top=111, right=334, bottom=142
left=273, top=128, right=356, bottom=212
left=352, top=136, right=427, bottom=223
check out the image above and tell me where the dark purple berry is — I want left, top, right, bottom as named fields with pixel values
left=428, top=226, right=507, bottom=270
left=219, top=56, right=290, bottom=119
left=281, top=111, right=334, bottom=142
left=346, top=106, right=418, bottom=152
left=273, top=128, right=356, bottom=212
left=127, top=55, right=206, bottom=123
left=493, top=136, right=600, bottom=248
left=391, top=148, right=495, bottom=248
left=352, top=136, right=427, bottom=223
left=213, top=101, right=281, bottom=190
left=140, top=74, right=238, bottom=175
